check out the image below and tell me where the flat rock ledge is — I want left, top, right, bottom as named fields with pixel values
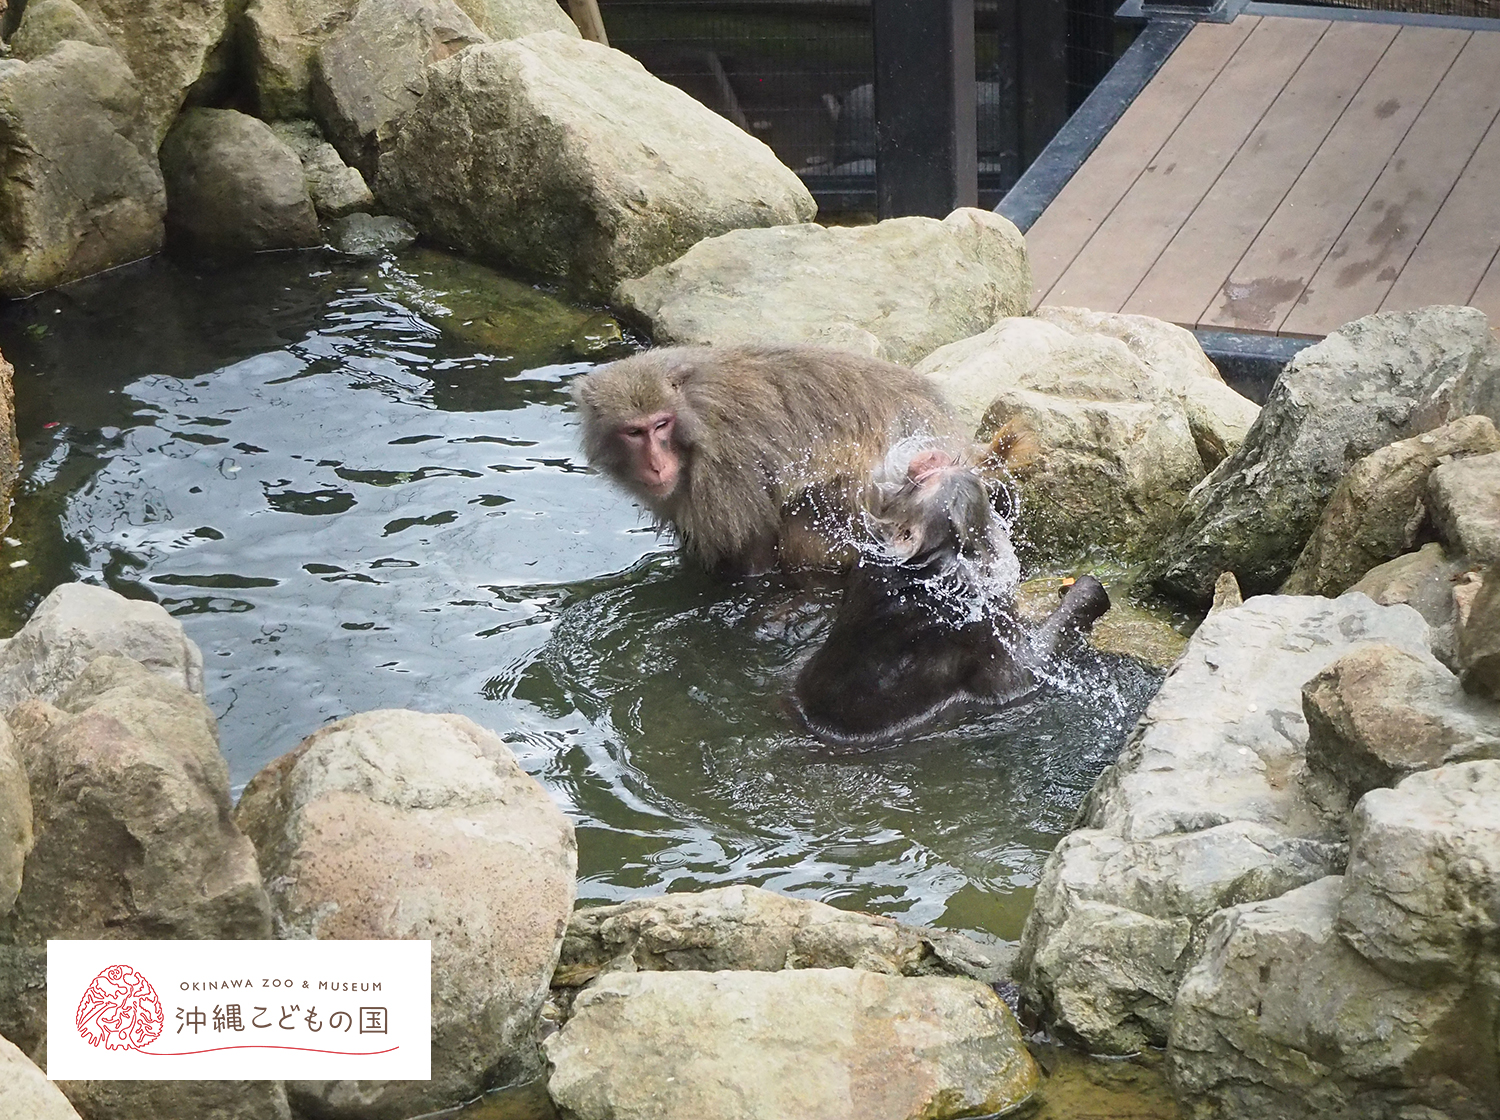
left=546, top=968, right=1039, bottom=1120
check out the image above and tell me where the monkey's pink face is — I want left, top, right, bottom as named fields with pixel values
left=619, top=410, right=681, bottom=497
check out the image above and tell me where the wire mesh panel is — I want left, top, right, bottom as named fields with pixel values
left=1295, top=1, right=1498, bottom=14
left=593, top=0, right=1128, bottom=212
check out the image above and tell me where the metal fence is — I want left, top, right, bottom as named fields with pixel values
left=593, top=0, right=1126, bottom=211
left=1297, top=0, right=1498, bottom=14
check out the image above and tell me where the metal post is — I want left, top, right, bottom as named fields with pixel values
left=872, top=0, right=978, bottom=219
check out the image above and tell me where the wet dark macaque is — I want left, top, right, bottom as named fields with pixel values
left=791, top=454, right=1110, bottom=746
left=572, top=344, right=958, bottom=575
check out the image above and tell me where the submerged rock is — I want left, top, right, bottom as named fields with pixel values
left=380, top=32, right=815, bottom=295
left=617, top=208, right=1028, bottom=367
left=556, top=886, right=1011, bottom=990
left=160, top=108, right=321, bottom=257
left=311, top=0, right=487, bottom=180
left=0, top=40, right=165, bottom=297
left=546, top=968, right=1040, bottom=1120
left=1282, top=415, right=1500, bottom=597
left=0, top=582, right=204, bottom=712
left=268, top=119, right=374, bottom=220
left=1016, top=594, right=1431, bottom=1053
left=235, top=709, right=577, bottom=1120
left=329, top=212, right=418, bottom=258
left=1, top=656, right=272, bottom=1061
left=919, top=315, right=1205, bottom=560
left=1148, top=306, right=1500, bottom=606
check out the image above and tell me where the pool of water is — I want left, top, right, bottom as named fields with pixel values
left=0, top=248, right=1161, bottom=942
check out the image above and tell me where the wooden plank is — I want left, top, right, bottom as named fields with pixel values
left=1469, top=249, right=1500, bottom=324
left=1025, top=16, right=1260, bottom=305
left=1284, top=30, right=1500, bottom=336
left=1045, top=16, right=1326, bottom=314
left=1123, top=20, right=1397, bottom=326
left=1379, top=92, right=1500, bottom=316
left=1202, top=24, right=1471, bottom=334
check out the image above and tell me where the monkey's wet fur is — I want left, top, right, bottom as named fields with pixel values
left=572, top=343, right=957, bottom=574
left=791, top=456, right=1111, bottom=748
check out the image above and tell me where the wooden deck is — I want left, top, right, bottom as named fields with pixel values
left=1025, top=12, right=1500, bottom=337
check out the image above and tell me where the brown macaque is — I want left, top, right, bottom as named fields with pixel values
left=790, top=450, right=1109, bottom=747
left=571, top=344, right=959, bottom=574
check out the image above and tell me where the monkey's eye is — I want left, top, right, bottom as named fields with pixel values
left=653, top=417, right=672, bottom=432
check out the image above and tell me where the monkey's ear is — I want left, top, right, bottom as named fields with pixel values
left=569, top=376, right=594, bottom=409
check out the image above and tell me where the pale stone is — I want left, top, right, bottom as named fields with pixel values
left=0, top=1032, right=83, bottom=1120
left=1457, top=569, right=1499, bottom=699
left=1348, top=542, right=1472, bottom=668
left=1016, top=594, right=1432, bottom=1053
left=1035, top=305, right=1259, bottom=469
left=0, top=583, right=203, bottom=712
left=0, top=719, right=29, bottom=918
left=919, top=315, right=1208, bottom=560
left=1169, top=877, right=1491, bottom=1120
left=545, top=968, right=1040, bottom=1120
left=235, top=709, right=577, bottom=1120
left=615, top=208, right=1029, bottom=367
left=379, top=32, right=815, bottom=295
left=268, top=119, right=373, bottom=220
left=1428, top=449, right=1500, bottom=567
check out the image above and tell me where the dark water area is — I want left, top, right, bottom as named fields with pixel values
left=0, top=248, right=1161, bottom=942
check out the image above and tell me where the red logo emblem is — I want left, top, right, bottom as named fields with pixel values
left=75, top=965, right=164, bottom=1051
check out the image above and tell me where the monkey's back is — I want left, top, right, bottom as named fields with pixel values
left=673, top=345, right=958, bottom=568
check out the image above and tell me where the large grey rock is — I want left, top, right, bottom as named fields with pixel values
left=1339, top=760, right=1500, bottom=988
left=0, top=656, right=272, bottom=1066
left=1149, top=306, right=1500, bottom=606
left=556, top=885, right=1010, bottom=990
left=235, top=709, right=577, bottom=1120
left=1016, top=594, right=1433, bottom=1053
left=1169, top=877, right=1492, bottom=1120
left=616, top=208, right=1027, bottom=367
left=918, top=315, right=1206, bottom=559
left=380, top=32, right=815, bottom=295
left=1018, top=822, right=1342, bottom=1053
left=1283, top=415, right=1500, bottom=596
left=1303, top=643, right=1500, bottom=811
left=0, top=41, right=165, bottom=297
left=1428, top=449, right=1500, bottom=567
left=56, top=0, right=237, bottom=145
left=160, top=108, right=321, bottom=257
left=268, top=119, right=374, bottom=220
left=0, top=1032, right=83, bottom=1120
left=0, top=720, right=29, bottom=918
left=1458, top=569, right=1500, bottom=699
left=1033, top=306, right=1259, bottom=469
left=247, top=0, right=573, bottom=120
left=311, top=0, right=487, bottom=180
left=545, top=968, right=1040, bottom=1120
left=1349, top=543, right=1472, bottom=669
left=0, top=582, right=203, bottom=713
